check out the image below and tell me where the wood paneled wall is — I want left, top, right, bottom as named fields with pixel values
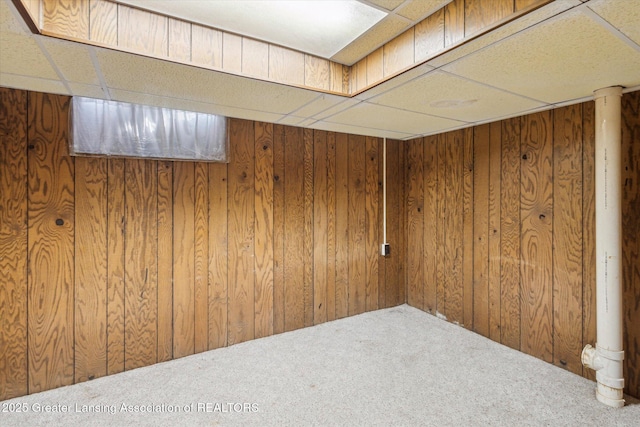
left=405, top=91, right=640, bottom=399
left=0, top=87, right=405, bottom=400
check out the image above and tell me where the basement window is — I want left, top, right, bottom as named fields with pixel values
left=70, top=97, right=228, bottom=162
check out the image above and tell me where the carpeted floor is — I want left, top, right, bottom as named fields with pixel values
left=1, top=304, right=638, bottom=426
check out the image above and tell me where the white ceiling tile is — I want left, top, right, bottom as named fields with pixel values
left=0, top=32, right=59, bottom=80
left=587, top=0, right=640, bottom=46
left=441, top=10, right=640, bottom=104
left=38, top=37, right=100, bottom=85
left=355, top=62, right=434, bottom=100
left=427, top=0, right=582, bottom=68
left=0, top=0, right=28, bottom=34
left=369, top=70, right=546, bottom=122
left=396, top=0, right=451, bottom=22
left=291, top=93, right=350, bottom=117
left=95, top=47, right=319, bottom=114
left=324, top=101, right=466, bottom=135
left=0, top=72, right=68, bottom=95
left=68, top=83, right=108, bottom=99
left=310, top=120, right=414, bottom=140
left=312, top=98, right=362, bottom=120
left=278, top=115, right=306, bottom=126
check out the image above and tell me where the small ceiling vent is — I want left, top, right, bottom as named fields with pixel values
left=70, top=97, right=228, bottom=162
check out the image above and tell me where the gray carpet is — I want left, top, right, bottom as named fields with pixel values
left=1, top=305, right=638, bottom=426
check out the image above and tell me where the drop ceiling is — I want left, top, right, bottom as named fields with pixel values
left=1, top=0, right=639, bottom=141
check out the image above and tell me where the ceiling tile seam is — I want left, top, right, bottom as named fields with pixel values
left=313, top=117, right=415, bottom=137
left=0, top=71, right=66, bottom=86
left=580, top=5, right=640, bottom=54
left=354, top=100, right=475, bottom=124
left=281, top=93, right=326, bottom=118
left=356, top=0, right=397, bottom=14
left=33, top=36, right=72, bottom=95
left=89, top=47, right=112, bottom=100
left=394, top=1, right=452, bottom=26
left=427, top=1, right=585, bottom=70
left=312, top=100, right=365, bottom=121
left=356, top=67, right=438, bottom=102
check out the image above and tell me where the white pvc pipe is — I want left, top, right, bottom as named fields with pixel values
left=582, top=86, right=625, bottom=408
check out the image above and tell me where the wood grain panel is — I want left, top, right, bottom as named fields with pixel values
left=168, top=18, right=191, bottom=63
left=156, top=161, right=173, bottom=362
left=303, top=129, right=314, bottom=327
left=284, top=126, right=305, bottom=330
left=208, top=162, right=228, bottom=349
left=398, top=141, right=406, bottom=305
left=406, top=138, right=424, bottom=310
left=472, top=124, right=490, bottom=337
left=582, top=101, right=596, bottom=380
left=172, top=161, right=195, bottom=358
left=500, top=118, right=521, bottom=350
left=365, top=136, right=379, bottom=312
left=386, top=140, right=403, bottom=307
left=74, top=157, right=107, bottom=383
left=464, top=0, right=513, bottom=37
left=366, top=48, right=383, bottom=88
left=488, top=121, right=502, bottom=342
left=192, top=25, right=222, bottom=69
left=384, top=28, right=415, bottom=78
left=520, top=110, right=554, bottom=363
left=194, top=162, right=209, bottom=353
left=335, top=133, right=350, bottom=318
left=42, top=0, right=89, bottom=40
left=314, top=130, right=328, bottom=324
left=223, top=33, right=242, bottom=74
left=330, top=63, right=347, bottom=94
left=270, top=46, right=304, bottom=86
left=272, top=124, right=285, bottom=334
left=106, top=158, right=125, bottom=375
left=348, top=135, right=366, bottom=316
left=621, top=91, right=640, bottom=397
left=27, top=92, right=75, bottom=393
left=89, top=0, right=118, bottom=45
left=445, top=131, right=464, bottom=324
left=378, top=138, right=386, bottom=309
left=242, top=38, right=269, bottom=79
left=305, top=55, right=330, bottom=91
left=326, top=132, right=337, bottom=320
left=227, top=119, right=255, bottom=344
left=354, top=60, right=367, bottom=93
left=552, top=104, right=583, bottom=374
left=515, top=0, right=543, bottom=12
left=423, top=136, right=438, bottom=314
left=444, top=0, right=465, bottom=47
left=415, top=8, right=445, bottom=63
left=118, top=5, right=168, bottom=57
left=254, top=122, right=274, bottom=338
left=123, top=159, right=157, bottom=370
left=463, top=128, right=474, bottom=328
left=435, top=134, right=447, bottom=313
left=0, top=87, right=27, bottom=400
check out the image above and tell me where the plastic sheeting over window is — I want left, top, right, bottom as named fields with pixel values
left=70, top=97, right=228, bottom=162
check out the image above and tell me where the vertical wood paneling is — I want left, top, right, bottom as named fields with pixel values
left=444, top=0, right=465, bottom=47
left=208, top=162, right=228, bottom=349
left=284, top=126, right=305, bottom=330
left=378, top=138, right=386, bottom=309
left=366, top=48, right=383, bottom=88
left=473, top=124, right=490, bottom=337
left=488, top=121, right=502, bottom=342
left=168, top=19, right=191, bottom=62
left=622, top=91, right=640, bottom=397
left=227, top=119, right=255, bottom=344
left=398, top=142, right=406, bottom=305
left=222, top=33, right=242, bottom=74
left=42, top=0, right=89, bottom=40
left=106, top=158, right=125, bottom=375
left=118, top=6, right=168, bottom=57
left=303, top=130, right=314, bottom=327
left=515, top=0, right=542, bottom=12
left=464, top=0, right=513, bottom=37
left=348, top=135, right=366, bottom=316
left=272, top=125, right=285, bottom=334
left=89, top=0, right=118, bottom=45
left=415, top=8, right=445, bottom=63
left=407, top=138, right=424, bottom=310
left=74, top=157, right=107, bottom=383
left=254, top=122, right=274, bottom=338
left=436, top=134, right=447, bottom=313
left=0, top=88, right=28, bottom=400
left=335, top=133, right=350, bottom=318
left=330, top=63, right=347, bottom=94
left=383, top=28, right=415, bottom=77
left=242, top=38, right=269, bottom=80
left=500, top=117, right=521, bottom=350
left=365, top=136, right=379, bottom=311
left=194, top=163, right=209, bottom=353
left=27, top=92, right=75, bottom=393
left=582, top=101, right=596, bottom=380
left=305, top=55, right=330, bottom=91
left=173, top=162, right=195, bottom=358
left=520, top=111, right=554, bottom=363
left=270, top=46, right=305, bottom=86
left=386, top=140, right=403, bottom=307
left=445, top=131, right=464, bottom=324
left=463, top=128, right=474, bottom=328
left=553, top=105, right=583, bottom=374
left=314, top=131, right=329, bottom=324
left=326, top=133, right=337, bottom=320
left=123, top=159, right=157, bottom=370
left=192, top=25, right=222, bottom=68
left=423, top=136, right=438, bottom=314
left=156, top=161, right=173, bottom=362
